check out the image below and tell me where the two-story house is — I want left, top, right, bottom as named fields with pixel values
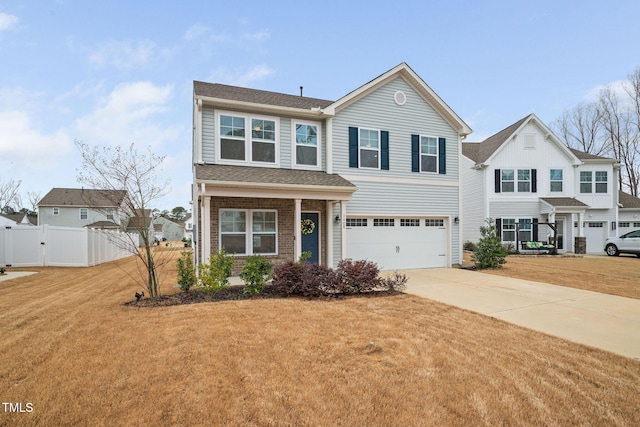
left=461, top=113, right=620, bottom=253
left=38, top=188, right=127, bottom=229
left=192, top=63, right=472, bottom=272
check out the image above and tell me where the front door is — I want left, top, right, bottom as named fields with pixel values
left=301, top=212, right=320, bottom=263
left=556, top=220, right=564, bottom=250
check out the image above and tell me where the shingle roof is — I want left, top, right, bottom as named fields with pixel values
left=569, top=148, right=612, bottom=161
left=195, top=164, right=356, bottom=189
left=194, top=82, right=334, bottom=110
left=462, top=116, right=529, bottom=163
left=85, top=220, right=120, bottom=229
left=619, top=191, right=640, bottom=209
left=541, top=197, right=589, bottom=207
left=38, top=188, right=127, bottom=207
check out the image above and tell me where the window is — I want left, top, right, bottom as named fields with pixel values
left=501, top=170, right=515, bottom=192
left=346, top=218, right=367, bottom=227
left=420, top=136, right=438, bottom=173
left=106, top=209, right=114, bottom=220
left=580, top=171, right=592, bottom=193
left=619, top=222, right=630, bottom=228
left=53, top=207, right=59, bottom=215
left=550, top=169, right=563, bottom=192
left=517, top=169, right=531, bottom=192
left=634, top=222, right=640, bottom=228
left=359, top=129, right=380, bottom=169
left=219, top=209, right=277, bottom=255
left=218, top=113, right=277, bottom=164
left=518, top=219, right=532, bottom=242
left=79, top=208, right=88, bottom=220
left=400, top=219, right=420, bottom=227
left=373, top=218, right=394, bottom=227
left=294, top=122, right=319, bottom=167
left=502, top=219, right=516, bottom=241
left=585, top=222, right=604, bottom=228
left=425, top=219, right=444, bottom=227
left=595, top=171, right=607, bottom=193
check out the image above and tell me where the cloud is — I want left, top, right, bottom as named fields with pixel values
left=0, top=12, right=18, bottom=31
left=89, top=39, right=159, bottom=70
left=208, top=65, right=274, bottom=86
left=0, top=110, right=72, bottom=167
left=243, top=30, right=270, bottom=41
left=75, top=81, right=180, bottom=148
left=582, top=79, right=628, bottom=102
left=184, top=23, right=211, bottom=41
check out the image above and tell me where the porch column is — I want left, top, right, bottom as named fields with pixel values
left=294, top=199, right=302, bottom=261
left=201, top=195, right=211, bottom=263
left=326, top=201, right=333, bottom=267
left=340, top=200, right=347, bottom=260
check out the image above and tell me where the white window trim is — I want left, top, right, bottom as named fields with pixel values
left=292, top=120, right=322, bottom=170
left=219, top=209, right=278, bottom=256
left=501, top=217, right=532, bottom=242
left=595, top=171, right=608, bottom=194
left=358, top=128, right=381, bottom=170
left=79, top=208, right=88, bottom=220
left=53, top=207, right=59, bottom=215
left=580, top=171, right=593, bottom=193
left=419, top=135, right=439, bottom=174
left=501, top=168, right=531, bottom=193
left=549, top=168, right=564, bottom=193
left=215, top=110, right=280, bottom=167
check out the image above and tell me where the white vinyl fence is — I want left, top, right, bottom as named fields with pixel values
left=1, top=225, right=137, bottom=267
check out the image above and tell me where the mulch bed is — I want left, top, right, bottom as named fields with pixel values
left=125, top=285, right=401, bottom=308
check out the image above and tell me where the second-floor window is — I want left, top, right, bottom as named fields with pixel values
left=106, top=209, right=114, bottom=220
left=79, top=208, right=88, bottom=220
left=550, top=169, right=563, bottom=192
left=359, top=128, right=380, bottom=169
left=580, top=171, right=608, bottom=194
left=595, top=171, right=608, bottom=193
left=294, top=122, right=320, bottom=168
left=496, top=168, right=536, bottom=193
left=53, top=207, right=59, bottom=215
left=218, top=113, right=277, bottom=165
left=420, top=136, right=438, bottom=173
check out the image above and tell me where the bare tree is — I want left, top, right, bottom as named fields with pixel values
left=552, top=101, right=606, bottom=155
left=0, top=179, right=21, bottom=214
left=26, top=191, right=42, bottom=216
left=76, top=141, right=171, bottom=299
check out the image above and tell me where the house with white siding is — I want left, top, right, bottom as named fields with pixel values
left=461, top=113, right=622, bottom=254
left=192, top=63, right=472, bottom=272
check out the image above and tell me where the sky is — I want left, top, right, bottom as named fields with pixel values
left=1, top=0, right=639, bottom=212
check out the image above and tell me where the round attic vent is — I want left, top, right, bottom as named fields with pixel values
left=394, top=91, right=406, bottom=106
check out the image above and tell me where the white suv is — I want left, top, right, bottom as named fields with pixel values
left=604, top=230, right=640, bottom=257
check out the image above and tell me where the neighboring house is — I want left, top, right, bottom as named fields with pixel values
left=38, top=188, right=127, bottom=229
left=0, top=213, right=35, bottom=226
left=618, top=191, right=640, bottom=233
left=127, top=209, right=154, bottom=246
left=153, top=216, right=184, bottom=241
left=192, top=63, right=472, bottom=272
left=182, top=213, right=193, bottom=242
left=461, top=113, right=621, bottom=254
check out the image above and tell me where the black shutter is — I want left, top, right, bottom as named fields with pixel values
left=494, top=169, right=501, bottom=193
left=495, top=218, right=502, bottom=240
left=411, top=134, right=419, bottom=172
left=531, top=169, right=537, bottom=193
left=348, top=127, right=358, bottom=168
left=381, top=131, right=389, bottom=170
left=532, top=218, right=539, bottom=241
left=438, top=137, right=446, bottom=174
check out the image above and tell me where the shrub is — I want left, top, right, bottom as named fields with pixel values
left=471, top=219, right=507, bottom=269
left=176, top=251, right=196, bottom=293
left=240, top=255, right=273, bottom=295
left=298, top=251, right=312, bottom=263
left=463, top=241, right=477, bottom=252
left=272, top=261, right=315, bottom=296
left=198, top=248, right=235, bottom=294
left=335, top=259, right=382, bottom=294
left=381, top=271, right=409, bottom=292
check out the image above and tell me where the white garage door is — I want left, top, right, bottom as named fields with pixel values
left=346, top=217, right=448, bottom=270
left=583, top=221, right=606, bottom=253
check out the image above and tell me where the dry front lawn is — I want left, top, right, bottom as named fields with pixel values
left=1, top=250, right=639, bottom=426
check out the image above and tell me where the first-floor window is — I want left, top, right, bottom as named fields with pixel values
left=518, top=218, right=532, bottom=242
left=219, top=209, right=277, bottom=255
left=501, top=218, right=532, bottom=241
left=502, top=219, right=516, bottom=241
left=79, top=208, right=88, bottom=220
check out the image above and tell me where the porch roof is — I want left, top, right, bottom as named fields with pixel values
left=195, top=164, right=356, bottom=198
left=540, top=197, right=589, bottom=208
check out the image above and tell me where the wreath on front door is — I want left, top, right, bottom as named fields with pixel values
left=301, top=218, right=316, bottom=235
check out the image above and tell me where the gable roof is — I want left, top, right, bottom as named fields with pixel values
left=619, top=191, right=640, bottom=209
left=541, top=197, right=589, bottom=208
left=194, top=63, right=472, bottom=136
left=38, top=188, right=127, bottom=208
left=569, top=148, right=613, bottom=161
left=0, top=213, right=28, bottom=224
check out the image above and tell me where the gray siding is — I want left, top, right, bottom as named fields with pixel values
left=202, top=106, right=215, bottom=163
left=39, top=207, right=116, bottom=228
left=461, top=156, right=485, bottom=243
left=489, top=201, right=541, bottom=219
left=332, top=77, right=460, bottom=180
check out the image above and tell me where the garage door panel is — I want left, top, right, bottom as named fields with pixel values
left=346, top=218, right=447, bottom=270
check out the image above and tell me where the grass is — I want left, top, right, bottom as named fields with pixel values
left=0, top=250, right=639, bottom=426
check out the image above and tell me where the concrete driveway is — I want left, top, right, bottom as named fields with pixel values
left=402, top=268, right=640, bottom=360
